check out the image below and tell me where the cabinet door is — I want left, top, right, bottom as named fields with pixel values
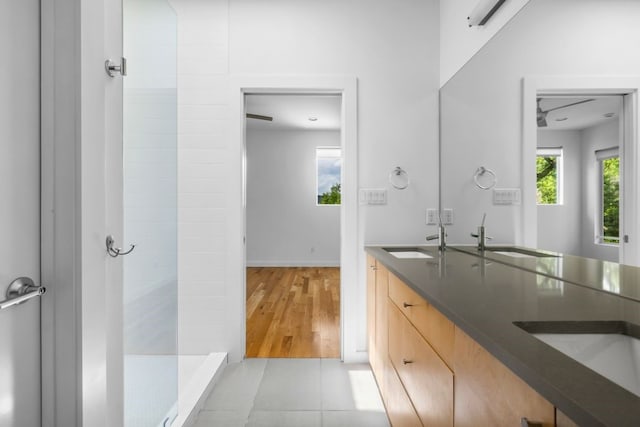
left=367, top=255, right=377, bottom=372
left=384, top=356, right=422, bottom=427
left=374, top=264, right=389, bottom=399
left=389, top=302, right=454, bottom=427
left=454, top=327, right=555, bottom=427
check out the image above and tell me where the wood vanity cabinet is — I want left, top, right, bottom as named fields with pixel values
left=366, top=255, right=389, bottom=400
left=454, top=327, right=555, bottom=427
left=388, top=301, right=453, bottom=426
left=367, top=255, right=561, bottom=427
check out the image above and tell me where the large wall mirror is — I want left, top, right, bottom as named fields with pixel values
left=440, top=0, right=640, bottom=266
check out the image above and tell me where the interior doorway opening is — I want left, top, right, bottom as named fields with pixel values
left=535, top=94, right=625, bottom=262
left=523, top=76, right=640, bottom=267
left=244, top=93, right=343, bottom=358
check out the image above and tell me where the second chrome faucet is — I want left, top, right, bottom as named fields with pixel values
left=470, top=213, right=492, bottom=251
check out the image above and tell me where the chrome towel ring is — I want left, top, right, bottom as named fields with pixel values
left=473, top=166, right=496, bottom=190
left=389, top=166, right=410, bottom=190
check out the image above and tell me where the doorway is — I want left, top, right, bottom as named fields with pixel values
left=244, top=94, right=342, bottom=358
left=535, top=95, right=624, bottom=262
left=522, top=76, right=640, bottom=267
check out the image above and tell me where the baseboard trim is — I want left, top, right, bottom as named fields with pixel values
left=246, top=261, right=340, bottom=267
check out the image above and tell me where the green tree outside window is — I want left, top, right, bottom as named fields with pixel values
left=601, top=156, right=619, bottom=243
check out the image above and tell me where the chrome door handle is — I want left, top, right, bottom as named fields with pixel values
left=0, top=277, right=46, bottom=310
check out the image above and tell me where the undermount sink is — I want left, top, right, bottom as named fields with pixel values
left=485, top=247, right=558, bottom=258
left=515, top=321, right=640, bottom=397
left=383, top=247, right=433, bottom=259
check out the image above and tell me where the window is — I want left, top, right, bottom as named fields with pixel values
left=316, top=147, right=342, bottom=205
left=596, top=147, right=620, bottom=245
left=536, top=147, right=563, bottom=205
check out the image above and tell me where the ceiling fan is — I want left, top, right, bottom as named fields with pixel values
left=536, top=98, right=595, bottom=127
left=246, top=113, right=273, bottom=121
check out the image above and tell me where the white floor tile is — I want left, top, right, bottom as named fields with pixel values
left=322, top=410, right=390, bottom=427
left=193, top=358, right=387, bottom=427
left=246, top=410, right=322, bottom=427
left=192, top=410, right=248, bottom=427
left=320, top=359, right=377, bottom=411
left=204, top=358, right=267, bottom=412
left=253, top=359, right=322, bottom=411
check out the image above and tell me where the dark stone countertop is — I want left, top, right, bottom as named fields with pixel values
left=452, top=244, right=640, bottom=303
left=366, top=245, right=640, bottom=427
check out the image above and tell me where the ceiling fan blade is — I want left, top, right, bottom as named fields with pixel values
left=536, top=99, right=548, bottom=127
left=543, top=98, right=595, bottom=114
left=246, top=113, right=273, bottom=121
left=537, top=113, right=548, bottom=127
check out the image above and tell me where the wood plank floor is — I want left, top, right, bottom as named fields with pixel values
left=246, top=267, right=340, bottom=358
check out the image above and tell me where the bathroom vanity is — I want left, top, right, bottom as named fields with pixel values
left=366, top=245, right=640, bottom=427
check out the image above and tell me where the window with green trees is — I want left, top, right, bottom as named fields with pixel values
left=316, top=147, right=342, bottom=205
left=536, top=148, right=562, bottom=205
left=598, top=148, right=620, bottom=244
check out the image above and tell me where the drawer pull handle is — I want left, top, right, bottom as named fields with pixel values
left=402, top=358, right=413, bottom=365
left=370, top=265, right=378, bottom=270
left=403, top=302, right=413, bottom=308
left=520, top=418, right=542, bottom=427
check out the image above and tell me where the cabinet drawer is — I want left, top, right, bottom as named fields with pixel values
left=389, top=301, right=454, bottom=427
left=384, top=355, right=422, bottom=427
left=454, top=327, right=555, bottom=427
left=388, top=273, right=454, bottom=367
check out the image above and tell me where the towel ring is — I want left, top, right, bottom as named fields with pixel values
left=389, top=167, right=410, bottom=190
left=473, top=166, right=496, bottom=190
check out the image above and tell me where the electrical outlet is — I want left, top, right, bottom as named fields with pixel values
left=426, top=209, right=438, bottom=225
left=441, top=208, right=454, bottom=225
left=426, top=209, right=454, bottom=225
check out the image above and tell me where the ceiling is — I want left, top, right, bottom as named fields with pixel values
left=245, top=94, right=341, bottom=131
left=538, top=96, right=622, bottom=131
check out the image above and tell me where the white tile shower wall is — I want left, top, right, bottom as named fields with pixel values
left=171, top=0, right=231, bottom=356
left=171, top=0, right=441, bottom=360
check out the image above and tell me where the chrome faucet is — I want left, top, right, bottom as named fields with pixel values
left=427, top=212, right=447, bottom=251
left=426, top=224, right=446, bottom=251
left=470, top=213, right=492, bottom=251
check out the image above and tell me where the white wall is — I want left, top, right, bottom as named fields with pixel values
left=536, top=130, right=582, bottom=255
left=170, top=0, right=440, bottom=360
left=579, top=120, right=620, bottom=262
left=440, top=0, right=640, bottom=246
left=0, top=1, right=41, bottom=426
left=439, top=0, right=530, bottom=87
left=246, top=130, right=340, bottom=267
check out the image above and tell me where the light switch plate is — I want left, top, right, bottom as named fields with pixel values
left=359, top=188, right=387, bottom=205
left=493, top=188, right=521, bottom=205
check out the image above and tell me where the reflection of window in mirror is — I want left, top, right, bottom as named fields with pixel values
left=536, top=147, right=563, bottom=205
left=596, top=147, right=620, bottom=245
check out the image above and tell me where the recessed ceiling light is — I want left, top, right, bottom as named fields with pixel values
left=604, top=112, right=615, bottom=118
left=555, top=117, right=568, bottom=122
left=308, top=117, right=318, bottom=122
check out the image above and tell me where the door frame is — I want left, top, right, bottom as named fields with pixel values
left=230, top=75, right=361, bottom=362
left=522, top=76, right=640, bottom=265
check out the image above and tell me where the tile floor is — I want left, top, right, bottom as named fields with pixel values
left=193, top=358, right=390, bottom=427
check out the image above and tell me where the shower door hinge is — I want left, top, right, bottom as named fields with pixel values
left=105, top=57, right=127, bottom=77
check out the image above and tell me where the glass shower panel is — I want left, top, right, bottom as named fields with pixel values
left=123, top=0, right=177, bottom=426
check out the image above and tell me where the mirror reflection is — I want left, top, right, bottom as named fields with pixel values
left=536, top=95, right=623, bottom=262
left=440, top=0, right=640, bottom=267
